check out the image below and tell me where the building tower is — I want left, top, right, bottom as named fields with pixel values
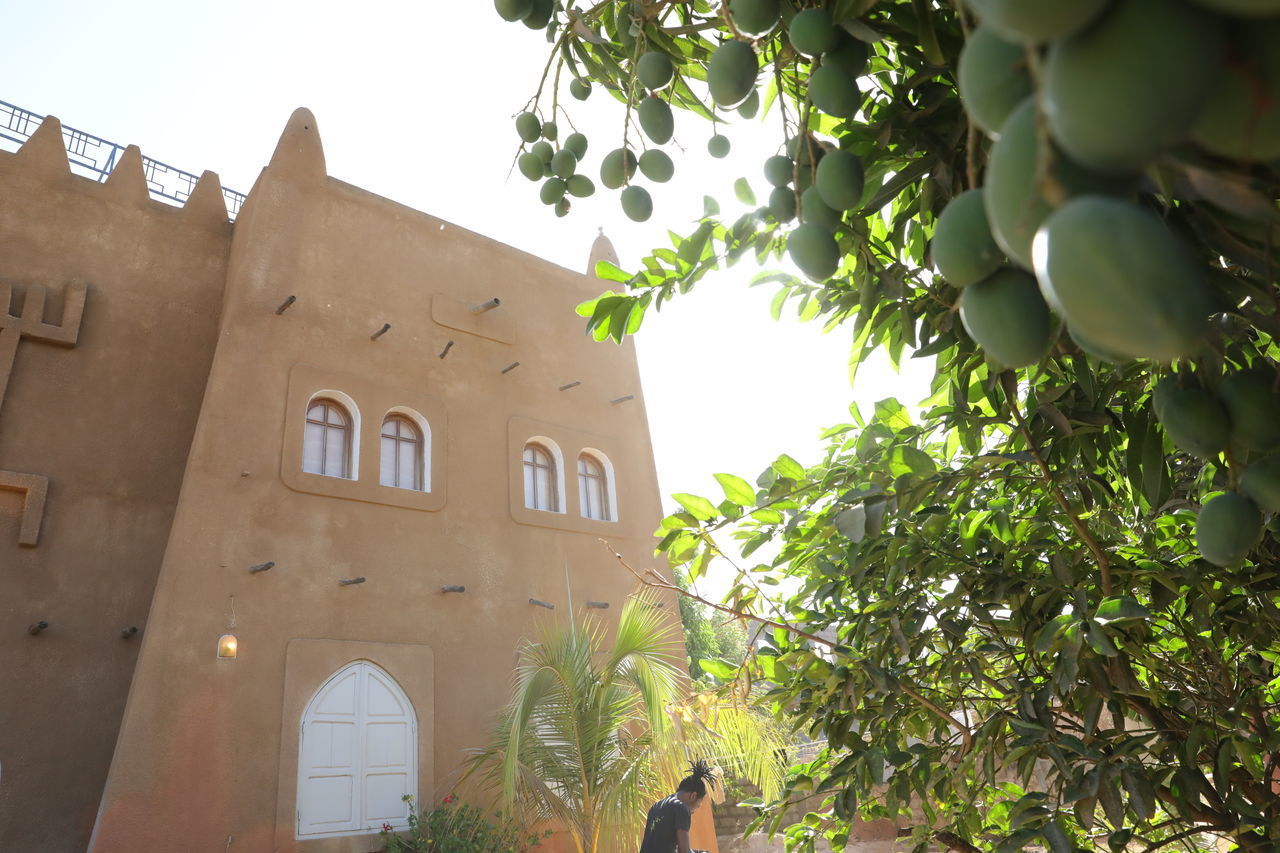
left=0, top=107, right=710, bottom=852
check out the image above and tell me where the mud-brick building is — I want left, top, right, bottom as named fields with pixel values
left=0, top=107, right=718, bottom=852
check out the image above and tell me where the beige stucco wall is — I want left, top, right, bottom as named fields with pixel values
left=0, top=122, right=231, bottom=852
left=83, top=110, right=702, bottom=853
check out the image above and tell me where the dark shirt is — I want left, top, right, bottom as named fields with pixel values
left=638, top=794, right=691, bottom=853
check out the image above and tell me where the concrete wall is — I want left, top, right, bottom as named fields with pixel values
left=84, top=110, right=700, bottom=853
left=0, top=119, right=231, bottom=852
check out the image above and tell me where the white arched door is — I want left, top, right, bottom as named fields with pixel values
left=297, top=661, right=417, bottom=838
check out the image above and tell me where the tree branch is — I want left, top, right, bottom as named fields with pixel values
left=605, top=542, right=975, bottom=754
left=1001, top=371, right=1114, bottom=596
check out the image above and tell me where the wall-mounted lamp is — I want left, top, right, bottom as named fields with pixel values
left=439, top=340, right=455, bottom=359
left=248, top=561, right=275, bottom=574
left=559, top=381, right=582, bottom=392
left=471, top=297, right=501, bottom=314
left=441, top=585, right=465, bottom=593
left=529, top=598, right=555, bottom=610
left=501, top=361, right=520, bottom=374
left=217, top=633, right=238, bottom=659
left=275, top=295, right=297, bottom=315
left=121, top=626, right=139, bottom=639
left=27, top=620, right=48, bottom=636
left=339, top=577, right=366, bottom=586
left=610, top=394, right=635, bottom=405
left=586, top=601, right=610, bottom=609
left=371, top=323, right=391, bottom=341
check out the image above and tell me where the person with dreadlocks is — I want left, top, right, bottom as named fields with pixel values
left=638, top=760, right=717, bottom=853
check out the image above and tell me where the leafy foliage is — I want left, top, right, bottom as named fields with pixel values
left=491, top=0, right=1280, bottom=851
left=379, top=795, right=546, bottom=853
left=465, top=591, right=786, bottom=853
left=676, top=567, right=750, bottom=683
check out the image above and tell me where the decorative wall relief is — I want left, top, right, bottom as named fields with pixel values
left=0, top=470, right=47, bottom=547
left=0, top=282, right=86, bottom=548
left=0, top=281, right=87, bottom=418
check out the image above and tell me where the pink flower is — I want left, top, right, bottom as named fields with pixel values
left=382, top=823, right=393, bottom=832
left=443, top=794, right=457, bottom=805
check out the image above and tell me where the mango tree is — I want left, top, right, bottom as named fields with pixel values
left=491, top=1, right=1280, bottom=850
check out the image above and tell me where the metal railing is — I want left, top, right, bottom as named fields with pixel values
left=0, top=98, right=246, bottom=220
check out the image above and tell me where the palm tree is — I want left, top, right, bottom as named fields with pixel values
left=465, top=589, right=784, bottom=853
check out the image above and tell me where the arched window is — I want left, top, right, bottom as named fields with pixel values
left=523, top=443, right=558, bottom=511
left=578, top=454, right=611, bottom=521
left=304, top=399, right=353, bottom=479
left=380, top=416, right=424, bottom=490
left=297, top=661, right=417, bottom=839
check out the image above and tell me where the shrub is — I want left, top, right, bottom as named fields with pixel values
left=380, top=795, right=548, bottom=853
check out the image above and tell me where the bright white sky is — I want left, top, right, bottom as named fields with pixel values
left=4, top=2, right=933, bottom=553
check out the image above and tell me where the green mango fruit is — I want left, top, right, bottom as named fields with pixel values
left=1219, top=369, right=1280, bottom=452
left=825, top=33, right=869, bottom=77
left=769, top=186, right=797, bottom=222
left=764, top=155, right=794, bottom=187
left=517, top=153, right=544, bottom=182
left=932, top=189, right=1002, bottom=287
left=638, top=97, right=674, bottom=144
left=800, top=186, right=841, bottom=232
left=1043, top=0, right=1225, bottom=172
left=958, top=25, right=1033, bottom=137
left=621, top=185, right=653, bottom=222
left=564, top=132, right=588, bottom=160
left=567, top=174, right=596, bottom=198
left=1241, top=456, right=1280, bottom=514
left=516, top=112, right=541, bottom=144
left=730, top=0, right=780, bottom=37
left=814, top=150, right=864, bottom=211
left=1157, top=386, right=1230, bottom=459
left=1033, top=196, right=1214, bottom=362
left=1192, top=21, right=1280, bottom=161
left=963, top=0, right=1109, bottom=43
left=985, top=98, right=1112, bottom=270
left=708, top=41, right=759, bottom=108
left=808, top=64, right=860, bottom=118
left=958, top=268, right=1052, bottom=368
left=639, top=149, right=675, bottom=183
left=600, top=147, right=637, bottom=189
left=789, top=8, right=837, bottom=57
left=1197, top=492, right=1262, bottom=567
left=523, top=0, right=553, bottom=28
left=495, top=0, right=532, bottom=22
left=788, top=222, right=841, bottom=280
left=637, top=51, right=675, bottom=90
left=539, top=177, right=567, bottom=205
left=530, top=141, right=554, bottom=164
left=551, top=149, right=577, bottom=179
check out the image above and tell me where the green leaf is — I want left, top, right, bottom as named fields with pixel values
left=672, top=493, right=718, bottom=521
left=1094, top=597, right=1151, bottom=624
left=714, top=473, right=757, bottom=507
left=1041, top=821, right=1071, bottom=853
left=698, top=658, right=738, bottom=680
left=773, top=454, right=806, bottom=480
left=593, top=261, right=632, bottom=283
left=1086, top=621, right=1119, bottom=657
left=833, top=506, right=867, bottom=542
left=734, top=177, right=756, bottom=206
